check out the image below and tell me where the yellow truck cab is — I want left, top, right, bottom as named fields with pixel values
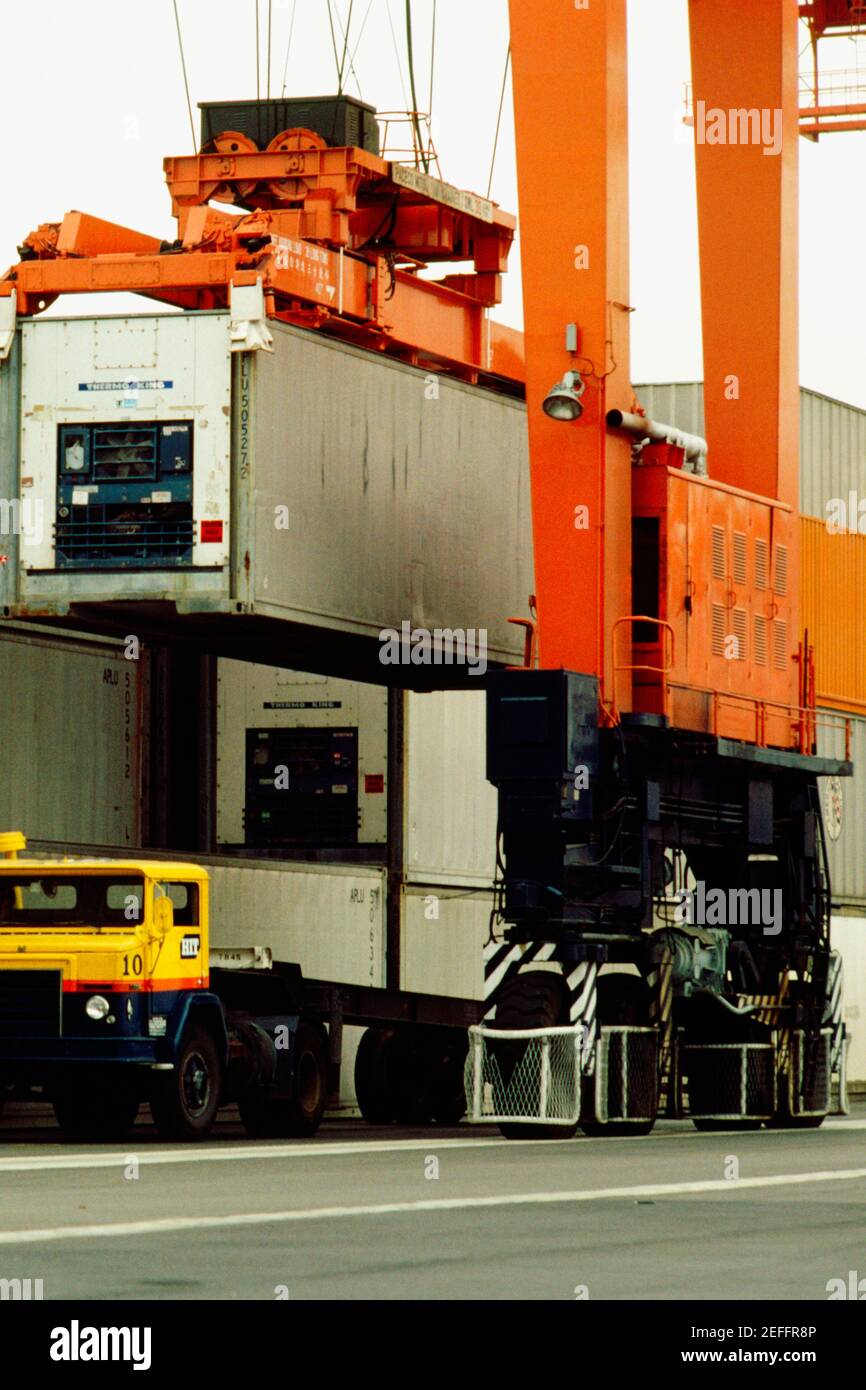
left=0, top=834, right=327, bottom=1140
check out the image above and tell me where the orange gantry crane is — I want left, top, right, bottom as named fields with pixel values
left=474, top=0, right=854, bottom=1138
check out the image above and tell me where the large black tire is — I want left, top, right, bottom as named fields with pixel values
left=53, top=1082, right=140, bottom=1141
left=491, top=970, right=577, bottom=1140
left=354, top=1027, right=399, bottom=1125
left=239, top=1022, right=328, bottom=1139
left=354, top=1026, right=468, bottom=1127
left=580, top=974, right=657, bottom=1138
left=150, top=1027, right=222, bottom=1141
left=427, top=1034, right=468, bottom=1126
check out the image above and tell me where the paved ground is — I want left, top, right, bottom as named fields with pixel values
left=1, top=1103, right=865, bottom=1300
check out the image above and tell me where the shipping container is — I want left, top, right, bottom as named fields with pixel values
left=214, top=660, right=497, bottom=883
left=827, top=919, right=866, bottom=1087
left=0, top=623, right=142, bottom=845
left=401, top=886, right=488, bottom=1001
left=406, top=690, right=496, bottom=887
left=802, top=518, right=866, bottom=715
left=216, top=661, right=388, bottom=850
left=819, top=709, right=866, bottom=908
left=2, top=311, right=533, bottom=680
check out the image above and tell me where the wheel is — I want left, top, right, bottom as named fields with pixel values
left=266, top=127, right=328, bottom=200
left=767, top=1114, right=825, bottom=1131
left=354, top=1026, right=467, bottom=1126
left=202, top=130, right=260, bottom=202
left=150, top=1027, right=222, bottom=1141
left=580, top=975, right=657, bottom=1138
left=53, top=1082, right=140, bottom=1140
left=354, top=1027, right=397, bottom=1124
left=428, top=1034, right=468, bottom=1126
left=490, top=970, right=578, bottom=1140
left=239, top=1022, right=327, bottom=1139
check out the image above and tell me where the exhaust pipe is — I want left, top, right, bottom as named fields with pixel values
left=606, top=408, right=708, bottom=474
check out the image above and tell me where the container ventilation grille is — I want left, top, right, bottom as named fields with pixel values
left=754, top=614, right=768, bottom=666
left=754, top=539, right=769, bottom=590
left=712, top=603, right=727, bottom=657
left=732, top=608, right=747, bottom=661
left=732, top=532, right=747, bottom=586
left=774, top=545, right=789, bottom=596
left=773, top=620, right=789, bottom=671
left=712, top=526, right=726, bottom=580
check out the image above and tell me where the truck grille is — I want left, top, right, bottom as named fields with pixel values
left=0, top=970, right=62, bottom=1038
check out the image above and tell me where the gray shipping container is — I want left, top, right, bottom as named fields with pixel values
left=819, top=709, right=866, bottom=912
left=0, top=624, right=142, bottom=845
left=635, top=381, right=866, bottom=522
left=3, top=312, right=534, bottom=680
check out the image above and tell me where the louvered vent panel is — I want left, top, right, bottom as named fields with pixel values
left=774, top=545, right=789, bottom=596
left=733, top=532, right=747, bottom=586
left=732, top=608, right=747, bottom=661
left=754, top=539, right=769, bottom=590
left=712, top=604, right=727, bottom=657
left=754, top=614, right=768, bottom=666
left=712, top=526, right=726, bottom=580
left=773, top=620, right=788, bottom=671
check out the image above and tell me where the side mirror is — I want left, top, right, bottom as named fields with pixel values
left=153, top=896, right=174, bottom=935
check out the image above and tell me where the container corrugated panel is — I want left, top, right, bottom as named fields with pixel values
left=401, top=887, right=489, bottom=1000
left=252, top=322, right=533, bottom=665
left=827, top=918, right=866, bottom=1083
left=803, top=519, right=866, bottom=713
left=0, top=626, right=141, bottom=846
left=818, top=710, right=866, bottom=907
left=406, top=690, right=497, bottom=886
left=636, top=382, right=866, bottom=522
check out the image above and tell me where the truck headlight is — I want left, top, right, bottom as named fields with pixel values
left=85, top=994, right=111, bottom=1021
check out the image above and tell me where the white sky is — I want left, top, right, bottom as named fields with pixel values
left=3, top=0, right=866, bottom=405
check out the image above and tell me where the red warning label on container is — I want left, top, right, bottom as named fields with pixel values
left=365, top=774, right=385, bottom=794
left=200, top=520, right=224, bottom=543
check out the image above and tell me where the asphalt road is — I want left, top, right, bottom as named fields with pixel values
left=1, top=1104, right=865, bottom=1300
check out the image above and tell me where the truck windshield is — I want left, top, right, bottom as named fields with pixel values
left=0, top=876, right=146, bottom=927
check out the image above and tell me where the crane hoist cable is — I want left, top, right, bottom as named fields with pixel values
left=337, top=0, right=355, bottom=94
left=385, top=0, right=411, bottom=114
left=346, top=0, right=376, bottom=84
left=326, top=0, right=343, bottom=90
left=255, top=0, right=261, bottom=100
left=172, top=0, right=197, bottom=152
left=267, top=0, right=273, bottom=99
left=279, top=0, right=298, bottom=96
left=427, top=0, right=437, bottom=129
left=404, top=0, right=429, bottom=172
left=487, top=41, right=511, bottom=199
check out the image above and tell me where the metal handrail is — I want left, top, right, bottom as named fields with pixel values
left=612, top=615, right=676, bottom=723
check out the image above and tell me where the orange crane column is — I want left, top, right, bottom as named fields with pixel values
left=688, top=0, right=801, bottom=512
left=508, top=0, right=633, bottom=700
